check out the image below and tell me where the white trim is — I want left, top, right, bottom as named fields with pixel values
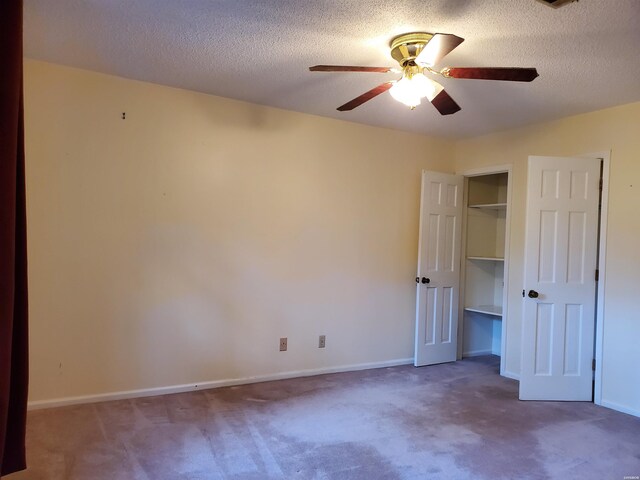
left=501, top=167, right=513, bottom=377
left=462, top=349, right=494, bottom=358
left=456, top=177, right=470, bottom=361
left=600, top=399, right=640, bottom=418
left=27, top=358, right=413, bottom=410
left=413, top=171, right=428, bottom=366
left=502, top=370, right=520, bottom=381
left=581, top=150, right=611, bottom=407
left=456, top=164, right=512, bottom=177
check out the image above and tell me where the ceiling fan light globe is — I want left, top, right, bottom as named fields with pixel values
left=412, top=73, right=438, bottom=101
left=390, top=78, right=421, bottom=108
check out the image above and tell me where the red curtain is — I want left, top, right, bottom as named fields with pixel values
left=0, top=0, right=29, bottom=476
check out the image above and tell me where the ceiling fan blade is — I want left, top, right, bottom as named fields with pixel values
left=310, top=65, right=393, bottom=73
left=430, top=89, right=461, bottom=116
left=337, top=82, right=394, bottom=111
left=415, top=33, right=465, bottom=67
left=444, top=67, right=539, bottom=82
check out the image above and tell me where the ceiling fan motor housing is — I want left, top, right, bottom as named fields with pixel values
left=390, top=32, right=434, bottom=66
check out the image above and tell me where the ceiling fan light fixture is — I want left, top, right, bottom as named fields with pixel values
left=390, top=76, right=421, bottom=108
left=389, top=70, right=438, bottom=108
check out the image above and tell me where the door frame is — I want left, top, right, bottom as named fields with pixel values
left=582, top=151, right=611, bottom=407
left=456, top=164, right=513, bottom=378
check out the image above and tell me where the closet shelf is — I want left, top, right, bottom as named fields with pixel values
left=467, top=256, right=504, bottom=262
left=468, top=202, right=507, bottom=210
left=464, top=305, right=503, bottom=317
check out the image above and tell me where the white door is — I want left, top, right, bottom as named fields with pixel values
left=520, top=156, right=601, bottom=400
left=414, top=171, right=463, bottom=366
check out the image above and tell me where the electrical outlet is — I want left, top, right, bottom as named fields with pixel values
left=318, top=335, right=326, bottom=348
left=279, top=337, right=287, bottom=352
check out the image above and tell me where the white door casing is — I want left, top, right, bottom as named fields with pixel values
left=415, top=171, right=463, bottom=366
left=520, top=156, right=601, bottom=400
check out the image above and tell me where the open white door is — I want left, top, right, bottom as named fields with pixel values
left=414, top=170, right=463, bottom=366
left=520, top=156, right=601, bottom=400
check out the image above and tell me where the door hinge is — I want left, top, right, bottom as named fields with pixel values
left=595, top=269, right=599, bottom=282
left=592, top=358, right=596, bottom=371
left=522, top=289, right=525, bottom=298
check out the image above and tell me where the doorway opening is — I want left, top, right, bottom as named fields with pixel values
left=458, top=168, right=512, bottom=380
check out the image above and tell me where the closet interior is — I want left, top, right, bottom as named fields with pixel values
left=462, top=172, right=509, bottom=359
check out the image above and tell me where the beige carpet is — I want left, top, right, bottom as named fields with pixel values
left=9, top=356, right=640, bottom=479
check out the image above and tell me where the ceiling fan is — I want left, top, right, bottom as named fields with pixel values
left=309, top=32, right=539, bottom=115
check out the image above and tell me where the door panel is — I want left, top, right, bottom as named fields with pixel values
left=415, top=171, right=463, bottom=366
left=520, top=156, right=600, bottom=400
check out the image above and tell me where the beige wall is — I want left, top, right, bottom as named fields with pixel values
left=455, top=101, right=640, bottom=415
left=24, top=60, right=455, bottom=403
left=24, top=59, right=640, bottom=416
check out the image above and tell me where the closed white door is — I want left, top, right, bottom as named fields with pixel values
left=520, top=156, right=601, bottom=400
left=414, top=171, right=463, bottom=366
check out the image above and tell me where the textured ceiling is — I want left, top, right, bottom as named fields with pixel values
left=24, top=0, right=640, bottom=138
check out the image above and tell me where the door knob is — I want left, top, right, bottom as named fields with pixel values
left=415, top=277, right=420, bottom=284
left=421, top=277, right=430, bottom=284
left=528, top=290, right=539, bottom=298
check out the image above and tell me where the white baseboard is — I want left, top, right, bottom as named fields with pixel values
left=462, top=349, right=493, bottom=358
left=28, top=357, right=413, bottom=410
left=501, top=370, right=520, bottom=381
left=600, top=399, right=640, bottom=418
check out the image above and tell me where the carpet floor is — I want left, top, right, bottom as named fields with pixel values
left=9, top=356, right=640, bottom=480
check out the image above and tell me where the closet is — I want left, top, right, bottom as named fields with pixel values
left=414, top=168, right=511, bottom=371
left=416, top=158, right=604, bottom=401
left=461, top=172, right=509, bottom=360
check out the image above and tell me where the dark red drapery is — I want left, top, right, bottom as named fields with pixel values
left=0, top=0, right=29, bottom=476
